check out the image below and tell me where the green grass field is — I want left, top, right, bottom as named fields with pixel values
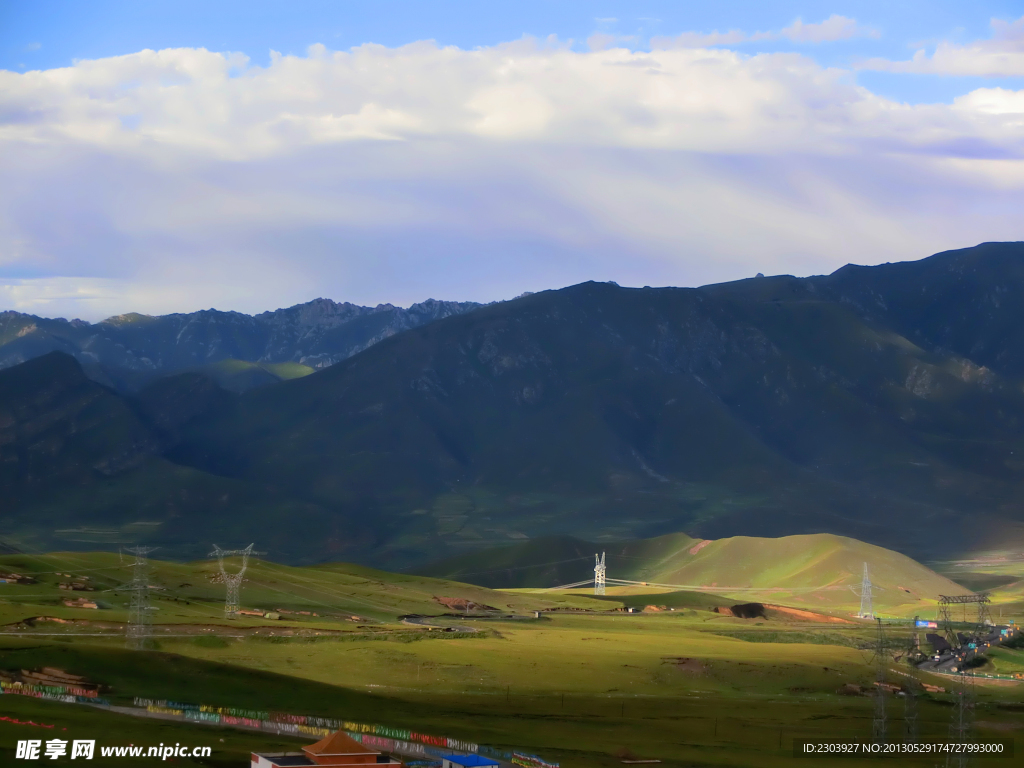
left=2, top=551, right=1022, bottom=767
left=425, top=532, right=980, bottom=618
left=0, top=551, right=608, bottom=629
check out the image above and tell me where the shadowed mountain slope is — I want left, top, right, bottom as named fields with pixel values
left=5, top=243, right=1024, bottom=566
left=169, top=248, right=1024, bottom=563
left=0, top=352, right=159, bottom=494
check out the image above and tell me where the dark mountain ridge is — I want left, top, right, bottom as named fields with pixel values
left=3, top=242, right=1024, bottom=566
left=0, top=296, right=481, bottom=392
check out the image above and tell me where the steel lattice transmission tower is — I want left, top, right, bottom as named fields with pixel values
left=594, top=552, right=606, bottom=596
left=870, top=618, right=888, bottom=745
left=903, top=671, right=920, bottom=746
left=856, top=562, right=875, bottom=619
left=938, top=593, right=991, bottom=647
left=975, top=596, right=992, bottom=630
left=945, top=667, right=975, bottom=768
left=124, top=546, right=157, bottom=650
left=210, top=544, right=254, bottom=617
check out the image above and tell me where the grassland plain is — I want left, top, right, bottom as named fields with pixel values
left=2, top=615, right=1022, bottom=768
left=2, top=551, right=1023, bottom=768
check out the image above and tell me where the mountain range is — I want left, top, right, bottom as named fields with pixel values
left=0, top=297, right=481, bottom=392
left=3, top=242, right=1024, bottom=568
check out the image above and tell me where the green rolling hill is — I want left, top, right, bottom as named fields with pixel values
left=419, top=532, right=975, bottom=615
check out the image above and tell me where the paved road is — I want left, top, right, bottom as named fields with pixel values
left=917, top=625, right=1019, bottom=675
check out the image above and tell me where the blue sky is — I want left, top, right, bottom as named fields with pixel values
left=5, top=1, right=1023, bottom=100
left=2, top=2, right=1024, bottom=318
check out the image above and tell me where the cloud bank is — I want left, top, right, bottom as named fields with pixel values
left=654, top=15, right=876, bottom=49
left=860, top=15, right=1024, bottom=76
left=1, top=36, right=1023, bottom=319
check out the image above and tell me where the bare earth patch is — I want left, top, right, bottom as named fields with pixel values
left=764, top=605, right=853, bottom=624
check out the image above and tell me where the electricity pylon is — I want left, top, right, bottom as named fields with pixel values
left=125, top=546, right=157, bottom=650
left=938, top=593, right=991, bottom=648
left=902, top=668, right=920, bottom=746
left=870, top=618, right=887, bottom=745
left=854, top=562, right=875, bottom=619
left=594, top=552, right=606, bottom=596
left=210, top=544, right=254, bottom=616
left=945, top=667, right=975, bottom=768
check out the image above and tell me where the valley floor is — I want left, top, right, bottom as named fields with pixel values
left=1, top=553, right=1022, bottom=767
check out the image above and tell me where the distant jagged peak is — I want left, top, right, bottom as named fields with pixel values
left=258, top=296, right=368, bottom=317
left=6, top=296, right=482, bottom=327
left=407, top=298, right=482, bottom=315
left=101, top=312, right=155, bottom=326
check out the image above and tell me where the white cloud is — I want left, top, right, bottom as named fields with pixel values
left=1, top=40, right=1024, bottom=320
left=954, top=87, right=1024, bottom=115
left=781, top=15, right=874, bottom=43
left=656, top=29, right=749, bottom=48
left=859, top=15, right=1024, bottom=76
left=653, top=15, right=875, bottom=49
left=587, top=33, right=618, bottom=52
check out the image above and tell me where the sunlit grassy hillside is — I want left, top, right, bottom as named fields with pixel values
left=425, top=532, right=973, bottom=616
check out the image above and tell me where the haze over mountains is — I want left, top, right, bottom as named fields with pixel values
left=3, top=242, right=1024, bottom=568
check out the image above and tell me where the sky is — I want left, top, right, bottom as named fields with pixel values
left=2, top=2, right=1024, bottom=320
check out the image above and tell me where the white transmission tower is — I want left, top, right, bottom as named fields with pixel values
left=210, top=544, right=255, bottom=617
left=856, top=562, right=875, bottom=619
left=124, top=546, right=157, bottom=650
left=594, top=552, right=607, bottom=596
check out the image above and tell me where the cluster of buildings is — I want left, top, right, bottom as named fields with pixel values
left=0, top=570, right=34, bottom=584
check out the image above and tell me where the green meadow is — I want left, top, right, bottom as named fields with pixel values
left=1, top=551, right=1022, bottom=767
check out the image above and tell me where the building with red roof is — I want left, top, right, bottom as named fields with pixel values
left=251, top=729, right=402, bottom=768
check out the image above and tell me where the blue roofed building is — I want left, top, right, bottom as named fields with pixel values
left=440, top=756, right=500, bottom=768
